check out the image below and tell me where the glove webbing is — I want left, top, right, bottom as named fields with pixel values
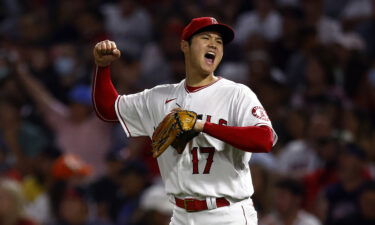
left=175, top=112, right=194, bottom=133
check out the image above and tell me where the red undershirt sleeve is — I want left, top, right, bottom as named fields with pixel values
left=92, top=66, right=119, bottom=122
left=202, top=122, right=274, bottom=153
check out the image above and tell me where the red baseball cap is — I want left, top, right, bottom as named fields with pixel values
left=51, top=154, right=92, bottom=180
left=181, top=17, right=235, bottom=45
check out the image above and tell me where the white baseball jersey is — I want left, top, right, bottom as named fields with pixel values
left=115, top=77, right=277, bottom=201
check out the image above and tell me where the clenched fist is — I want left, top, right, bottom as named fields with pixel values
left=93, top=40, right=121, bottom=67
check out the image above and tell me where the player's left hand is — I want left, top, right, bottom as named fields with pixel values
left=151, top=108, right=199, bottom=158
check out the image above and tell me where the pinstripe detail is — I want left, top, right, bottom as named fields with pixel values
left=241, top=205, right=248, bottom=225
left=115, top=96, right=132, bottom=137
left=254, top=123, right=271, bottom=127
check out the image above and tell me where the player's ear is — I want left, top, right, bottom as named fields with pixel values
left=180, top=40, right=189, bottom=53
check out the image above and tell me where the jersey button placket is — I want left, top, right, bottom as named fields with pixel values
left=185, top=93, right=192, bottom=109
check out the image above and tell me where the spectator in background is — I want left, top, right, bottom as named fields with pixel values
left=0, top=100, right=31, bottom=176
left=271, top=6, right=303, bottom=72
left=249, top=158, right=276, bottom=217
left=277, top=110, right=335, bottom=178
left=109, top=54, right=142, bottom=95
left=301, top=0, right=342, bottom=45
left=51, top=0, right=90, bottom=43
left=245, top=50, right=286, bottom=89
left=0, top=51, right=28, bottom=107
left=218, top=34, right=280, bottom=85
left=324, top=144, right=372, bottom=225
left=23, top=145, right=61, bottom=225
left=22, top=46, right=66, bottom=103
left=101, top=0, right=152, bottom=59
left=0, top=178, right=39, bottom=225
left=284, top=26, right=321, bottom=89
left=48, top=186, right=112, bottom=225
left=340, top=0, right=373, bottom=31
left=363, top=128, right=375, bottom=178
left=323, top=0, right=351, bottom=19
left=111, top=162, right=150, bottom=225
left=89, top=150, right=126, bottom=223
left=344, top=181, right=375, bottom=225
left=235, top=0, right=282, bottom=43
left=259, top=178, right=321, bottom=225
left=331, top=32, right=367, bottom=101
left=0, top=139, right=10, bottom=175
left=132, top=181, right=174, bottom=225
left=50, top=43, right=87, bottom=94
left=50, top=154, right=92, bottom=182
left=17, top=11, right=51, bottom=45
left=73, top=9, right=109, bottom=45
left=302, top=137, right=340, bottom=214
left=46, top=153, right=99, bottom=225
left=218, top=0, right=244, bottom=26
left=21, top=152, right=91, bottom=225
left=291, top=53, right=337, bottom=108
left=355, top=59, right=375, bottom=115
left=279, top=109, right=308, bottom=145
left=327, top=180, right=375, bottom=225
left=140, top=15, right=185, bottom=88
left=277, top=0, right=299, bottom=7
left=15, top=60, right=112, bottom=179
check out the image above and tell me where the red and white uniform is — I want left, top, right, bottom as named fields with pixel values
left=115, top=77, right=277, bottom=224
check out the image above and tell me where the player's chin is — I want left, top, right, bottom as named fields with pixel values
left=201, top=63, right=218, bottom=74
left=200, top=67, right=215, bottom=75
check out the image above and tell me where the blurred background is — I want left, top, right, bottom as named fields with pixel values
left=0, top=0, right=374, bottom=225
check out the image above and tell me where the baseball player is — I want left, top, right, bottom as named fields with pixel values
left=92, top=17, right=277, bottom=225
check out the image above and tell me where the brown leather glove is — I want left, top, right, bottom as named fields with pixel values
left=151, top=108, right=199, bottom=158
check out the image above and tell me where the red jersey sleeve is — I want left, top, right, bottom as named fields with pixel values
left=92, top=66, right=119, bottom=122
left=203, top=122, right=274, bottom=153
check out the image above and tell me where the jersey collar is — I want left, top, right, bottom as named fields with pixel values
left=184, top=77, right=222, bottom=93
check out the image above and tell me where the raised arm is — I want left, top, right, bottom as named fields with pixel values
left=92, top=40, right=121, bottom=122
left=16, top=63, right=59, bottom=112
left=15, top=62, right=69, bottom=132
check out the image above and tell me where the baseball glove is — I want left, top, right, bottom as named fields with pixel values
left=151, top=108, right=199, bottom=158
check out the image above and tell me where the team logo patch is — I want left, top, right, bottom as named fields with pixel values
left=251, top=106, right=270, bottom=121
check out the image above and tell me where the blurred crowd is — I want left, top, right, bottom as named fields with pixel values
left=0, top=0, right=374, bottom=225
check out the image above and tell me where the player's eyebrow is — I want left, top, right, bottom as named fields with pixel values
left=201, top=32, right=223, bottom=42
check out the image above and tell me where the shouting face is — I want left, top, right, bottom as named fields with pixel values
left=182, top=31, right=224, bottom=77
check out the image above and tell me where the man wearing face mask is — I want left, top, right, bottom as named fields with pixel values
left=15, top=60, right=112, bottom=180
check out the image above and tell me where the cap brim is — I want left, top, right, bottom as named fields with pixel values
left=192, top=24, right=235, bottom=45
left=77, top=166, right=92, bottom=176
left=51, top=154, right=92, bottom=179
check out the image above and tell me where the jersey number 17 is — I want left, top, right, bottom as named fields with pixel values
left=191, top=147, right=215, bottom=174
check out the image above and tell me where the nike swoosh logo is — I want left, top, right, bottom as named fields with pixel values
left=165, top=98, right=177, bottom=104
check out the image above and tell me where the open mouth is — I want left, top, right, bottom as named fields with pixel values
left=204, top=52, right=216, bottom=64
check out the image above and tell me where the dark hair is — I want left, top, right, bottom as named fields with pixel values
left=361, top=181, right=375, bottom=193
left=280, top=5, right=304, bottom=20
left=342, top=143, right=367, bottom=161
left=275, top=178, right=304, bottom=196
left=188, top=38, right=192, bottom=45
left=119, top=160, right=148, bottom=176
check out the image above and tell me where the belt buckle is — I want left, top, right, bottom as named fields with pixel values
left=183, top=198, right=196, bottom=212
